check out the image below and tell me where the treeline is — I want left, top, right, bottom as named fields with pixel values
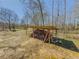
left=0, top=0, right=79, bottom=32
left=20, top=0, right=79, bottom=31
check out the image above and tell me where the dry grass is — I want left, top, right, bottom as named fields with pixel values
left=0, top=29, right=79, bottom=59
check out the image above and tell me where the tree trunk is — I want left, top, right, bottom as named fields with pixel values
left=9, top=20, right=11, bottom=31
left=37, top=0, right=44, bottom=26
left=64, top=0, right=66, bottom=33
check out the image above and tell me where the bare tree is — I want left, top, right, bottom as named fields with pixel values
left=52, top=0, right=54, bottom=26
left=21, top=0, right=46, bottom=26
left=37, top=0, right=44, bottom=26
left=73, top=0, right=79, bottom=29
left=0, top=8, right=19, bottom=31
left=64, top=0, right=66, bottom=33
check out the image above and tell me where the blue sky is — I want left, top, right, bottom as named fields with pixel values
left=0, top=0, right=23, bottom=18
left=0, top=0, right=74, bottom=19
left=45, top=0, right=74, bottom=15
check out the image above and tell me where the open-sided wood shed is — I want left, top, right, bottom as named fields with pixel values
left=29, top=26, right=58, bottom=42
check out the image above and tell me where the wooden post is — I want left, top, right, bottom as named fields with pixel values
left=44, top=30, right=48, bottom=42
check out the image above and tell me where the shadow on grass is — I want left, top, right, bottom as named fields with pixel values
left=50, top=37, right=79, bottom=52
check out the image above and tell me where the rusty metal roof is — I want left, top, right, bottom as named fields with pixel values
left=27, top=25, right=58, bottom=30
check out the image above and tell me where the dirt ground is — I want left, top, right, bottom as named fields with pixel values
left=0, top=29, right=79, bottom=59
